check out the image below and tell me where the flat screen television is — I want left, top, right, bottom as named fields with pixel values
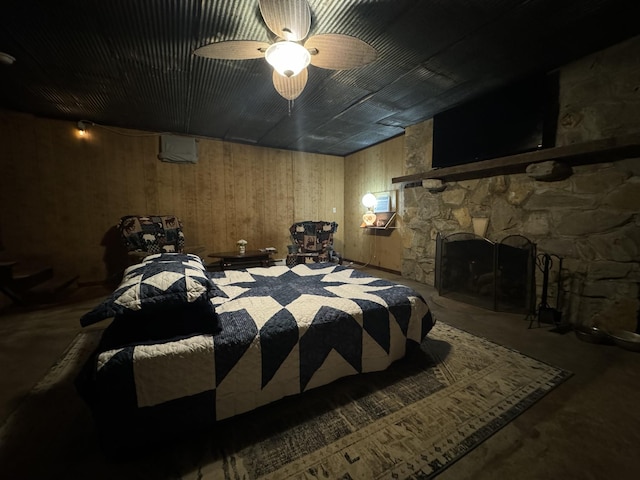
left=432, top=73, right=559, bottom=168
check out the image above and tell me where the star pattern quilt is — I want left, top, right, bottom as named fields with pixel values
left=77, top=262, right=434, bottom=441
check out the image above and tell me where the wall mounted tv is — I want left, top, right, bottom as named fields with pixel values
left=432, top=73, right=559, bottom=168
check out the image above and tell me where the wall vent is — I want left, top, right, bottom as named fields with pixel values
left=158, top=135, right=198, bottom=164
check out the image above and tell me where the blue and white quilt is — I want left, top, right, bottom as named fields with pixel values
left=83, top=262, right=434, bottom=425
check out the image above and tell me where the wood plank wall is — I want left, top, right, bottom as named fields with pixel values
left=343, top=136, right=405, bottom=272
left=0, top=111, right=344, bottom=284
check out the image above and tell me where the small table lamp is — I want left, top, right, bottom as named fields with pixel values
left=362, top=193, right=377, bottom=226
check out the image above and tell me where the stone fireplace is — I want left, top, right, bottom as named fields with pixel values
left=401, top=159, right=639, bottom=332
left=397, top=35, right=640, bottom=332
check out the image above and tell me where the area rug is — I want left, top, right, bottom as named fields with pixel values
left=0, top=323, right=571, bottom=480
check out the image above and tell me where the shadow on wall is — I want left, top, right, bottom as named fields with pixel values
left=101, top=226, right=129, bottom=289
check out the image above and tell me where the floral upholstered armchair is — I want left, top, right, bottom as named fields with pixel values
left=118, top=215, right=204, bottom=261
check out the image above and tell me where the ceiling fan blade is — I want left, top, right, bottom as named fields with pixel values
left=259, top=0, right=311, bottom=42
left=272, top=68, right=308, bottom=100
left=306, top=34, right=377, bottom=70
left=194, top=40, right=270, bottom=60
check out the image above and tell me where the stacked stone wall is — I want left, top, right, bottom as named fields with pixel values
left=401, top=35, right=640, bottom=330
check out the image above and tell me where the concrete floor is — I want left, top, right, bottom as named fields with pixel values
left=1, top=269, right=639, bottom=479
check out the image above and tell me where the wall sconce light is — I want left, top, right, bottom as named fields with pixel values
left=77, top=120, right=87, bottom=136
left=361, top=192, right=377, bottom=226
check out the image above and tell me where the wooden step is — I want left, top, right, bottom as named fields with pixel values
left=0, top=260, right=17, bottom=283
left=26, top=274, right=79, bottom=304
left=0, top=255, right=78, bottom=306
left=11, top=265, right=54, bottom=291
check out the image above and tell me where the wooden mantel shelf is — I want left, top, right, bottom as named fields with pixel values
left=392, top=133, right=640, bottom=184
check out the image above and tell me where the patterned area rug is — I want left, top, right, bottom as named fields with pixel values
left=0, top=322, right=570, bottom=480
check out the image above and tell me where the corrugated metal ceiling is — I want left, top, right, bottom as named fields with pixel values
left=1, top=0, right=638, bottom=156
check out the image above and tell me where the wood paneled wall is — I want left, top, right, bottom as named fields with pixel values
left=0, top=111, right=344, bottom=283
left=343, top=136, right=406, bottom=272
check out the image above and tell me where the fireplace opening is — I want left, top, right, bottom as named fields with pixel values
left=435, top=233, right=536, bottom=314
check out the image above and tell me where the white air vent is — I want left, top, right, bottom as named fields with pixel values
left=158, top=135, right=198, bottom=164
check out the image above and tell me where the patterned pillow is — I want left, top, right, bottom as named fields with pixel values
left=80, top=253, right=215, bottom=326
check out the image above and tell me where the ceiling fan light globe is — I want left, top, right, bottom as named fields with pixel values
left=265, top=41, right=310, bottom=78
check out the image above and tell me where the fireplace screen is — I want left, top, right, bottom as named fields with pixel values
left=435, top=233, right=536, bottom=313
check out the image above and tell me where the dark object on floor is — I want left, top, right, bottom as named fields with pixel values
left=608, top=329, right=640, bottom=352
left=539, top=306, right=562, bottom=325
left=574, top=325, right=613, bottom=345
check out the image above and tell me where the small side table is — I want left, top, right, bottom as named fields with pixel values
left=208, top=250, right=273, bottom=270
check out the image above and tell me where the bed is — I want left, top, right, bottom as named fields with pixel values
left=76, top=253, right=434, bottom=447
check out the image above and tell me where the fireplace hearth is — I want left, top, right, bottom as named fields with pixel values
left=435, top=233, right=536, bottom=314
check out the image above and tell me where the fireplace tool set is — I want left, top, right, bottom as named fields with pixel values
left=529, top=253, right=566, bottom=330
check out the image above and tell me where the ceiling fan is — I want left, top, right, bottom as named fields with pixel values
left=194, top=0, right=377, bottom=101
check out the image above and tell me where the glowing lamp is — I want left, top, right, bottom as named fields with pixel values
left=361, top=193, right=377, bottom=226
left=265, top=41, right=311, bottom=78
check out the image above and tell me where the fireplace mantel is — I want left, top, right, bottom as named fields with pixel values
left=392, top=133, right=640, bottom=183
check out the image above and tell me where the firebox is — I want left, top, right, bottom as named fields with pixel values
left=435, top=233, right=536, bottom=314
